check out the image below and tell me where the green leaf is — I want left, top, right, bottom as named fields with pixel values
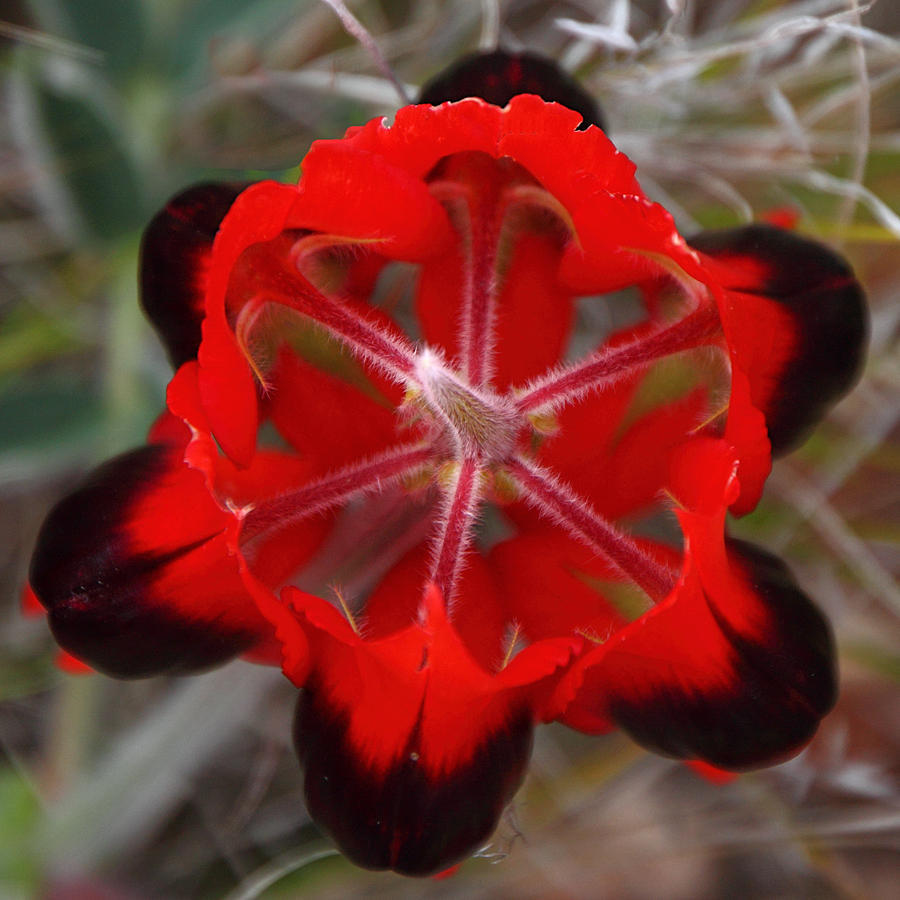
left=0, top=769, right=41, bottom=898
left=11, top=53, right=147, bottom=241
left=0, top=652, right=59, bottom=701
left=843, top=642, right=900, bottom=682
left=165, top=0, right=291, bottom=78
left=0, top=374, right=103, bottom=454
left=27, top=0, right=147, bottom=78
left=0, top=306, right=83, bottom=377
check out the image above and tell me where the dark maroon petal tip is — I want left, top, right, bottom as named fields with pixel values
left=294, top=680, right=533, bottom=876
left=418, top=48, right=606, bottom=132
left=609, top=539, right=837, bottom=770
left=690, top=224, right=868, bottom=453
left=29, top=445, right=257, bottom=678
left=140, top=182, right=247, bottom=368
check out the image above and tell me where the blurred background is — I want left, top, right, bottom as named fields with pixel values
left=1, top=1, right=898, bottom=897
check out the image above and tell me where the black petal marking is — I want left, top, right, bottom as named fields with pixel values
left=140, top=182, right=246, bottom=368
left=690, top=224, right=868, bottom=453
left=608, top=538, right=837, bottom=769
left=294, top=680, right=533, bottom=876
left=419, top=49, right=606, bottom=132
left=29, top=445, right=255, bottom=678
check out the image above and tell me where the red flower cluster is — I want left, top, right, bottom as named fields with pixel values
left=28, top=52, right=867, bottom=876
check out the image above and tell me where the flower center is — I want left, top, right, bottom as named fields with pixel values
left=412, top=348, right=520, bottom=462
left=233, top=152, right=719, bottom=612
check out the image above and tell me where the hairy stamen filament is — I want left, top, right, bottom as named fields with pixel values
left=260, top=257, right=419, bottom=384
left=507, top=456, right=678, bottom=601
left=430, top=180, right=502, bottom=387
left=429, top=177, right=576, bottom=393
left=240, top=441, right=433, bottom=541
left=515, top=305, right=721, bottom=415
left=463, top=203, right=502, bottom=387
left=414, top=348, right=519, bottom=460
left=429, top=456, right=484, bottom=604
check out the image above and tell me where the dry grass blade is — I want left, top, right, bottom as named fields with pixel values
left=221, top=845, right=339, bottom=900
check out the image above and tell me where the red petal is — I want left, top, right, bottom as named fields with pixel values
left=341, top=99, right=504, bottom=180
left=492, top=232, right=574, bottom=389
left=20, top=583, right=42, bottom=616
left=723, top=366, right=772, bottom=516
left=32, top=364, right=325, bottom=679
left=167, top=361, right=333, bottom=593
left=56, top=650, right=95, bottom=676
left=199, top=181, right=301, bottom=465
left=560, top=438, right=837, bottom=768
left=599, top=387, right=709, bottom=519
left=488, top=531, right=626, bottom=645
left=502, top=367, right=639, bottom=532
left=140, top=182, right=245, bottom=367
left=295, top=676, right=531, bottom=876
left=559, top=194, right=690, bottom=294
left=28, top=444, right=270, bottom=678
left=282, top=584, right=575, bottom=874
left=289, top=141, right=453, bottom=261
left=490, top=530, right=679, bottom=734
left=512, top=346, right=707, bottom=524
left=415, top=212, right=573, bottom=388
left=146, top=405, right=191, bottom=447
left=224, top=449, right=333, bottom=608
left=499, top=96, right=636, bottom=209
left=691, top=224, right=867, bottom=454
left=414, top=225, right=466, bottom=368
left=363, top=544, right=508, bottom=671
left=687, top=759, right=739, bottom=785
left=267, top=348, right=399, bottom=475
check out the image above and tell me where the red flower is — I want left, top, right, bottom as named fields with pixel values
left=27, top=51, right=866, bottom=876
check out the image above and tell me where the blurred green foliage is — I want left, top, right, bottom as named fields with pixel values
left=0, top=769, right=41, bottom=899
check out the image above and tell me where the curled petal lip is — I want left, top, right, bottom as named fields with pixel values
left=275, top=583, right=582, bottom=740
left=418, top=48, right=607, bottom=132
